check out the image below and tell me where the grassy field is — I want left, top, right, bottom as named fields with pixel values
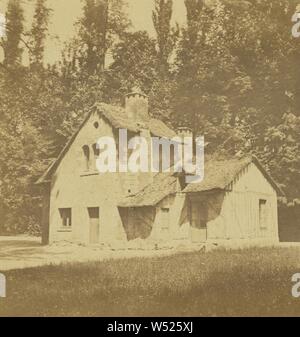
left=1, top=247, right=300, bottom=317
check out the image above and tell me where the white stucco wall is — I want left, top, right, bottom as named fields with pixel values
left=49, top=112, right=129, bottom=244
left=206, top=162, right=279, bottom=242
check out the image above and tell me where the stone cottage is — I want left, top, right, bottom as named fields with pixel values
left=37, top=90, right=284, bottom=246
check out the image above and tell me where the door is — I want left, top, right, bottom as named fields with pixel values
left=190, top=201, right=207, bottom=243
left=160, top=208, right=170, bottom=240
left=88, top=207, right=100, bottom=244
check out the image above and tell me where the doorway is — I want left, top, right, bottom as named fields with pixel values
left=190, top=201, right=208, bottom=243
left=160, top=208, right=170, bottom=240
left=88, top=207, right=100, bottom=244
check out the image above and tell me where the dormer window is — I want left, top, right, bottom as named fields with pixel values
left=82, top=145, right=90, bottom=171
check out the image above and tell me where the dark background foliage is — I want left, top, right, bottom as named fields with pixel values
left=0, top=0, right=300, bottom=235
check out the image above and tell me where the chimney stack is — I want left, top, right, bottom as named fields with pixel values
left=177, top=127, right=194, bottom=154
left=125, top=87, right=149, bottom=121
left=177, top=127, right=193, bottom=141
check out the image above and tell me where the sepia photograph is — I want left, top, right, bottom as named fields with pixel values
left=1, top=0, right=300, bottom=321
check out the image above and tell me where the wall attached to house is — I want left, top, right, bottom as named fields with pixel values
left=46, top=112, right=279, bottom=247
left=49, top=111, right=130, bottom=245
left=189, top=162, right=279, bottom=243
left=117, top=160, right=280, bottom=246
left=46, top=108, right=178, bottom=246
left=118, top=192, right=190, bottom=243
left=120, top=206, right=155, bottom=240
left=149, top=193, right=190, bottom=243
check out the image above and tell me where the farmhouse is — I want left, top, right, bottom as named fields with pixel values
left=37, top=90, right=283, bottom=246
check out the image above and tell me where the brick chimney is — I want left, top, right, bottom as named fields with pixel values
left=177, top=126, right=194, bottom=158
left=177, top=127, right=193, bottom=142
left=125, top=87, right=149, bottom=121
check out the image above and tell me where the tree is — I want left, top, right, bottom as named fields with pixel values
left=0, top=0, right=24, bottom=68
left=152, top=0, right=177, bottom=76
left=78, top=0, right=109, bottom=74
left=262, top=113, right=300, bottom=198
left=2, top=0, right=300, bottom=235
left=174, top=1, right=249, bottom=135
left=109, top=31, right=158, bottom=102
left=184, top=0, right=205, bottom=48
left=29, top=0, right=52, bottom=70
left=73, top=0, right=130, bottom=76
left=58, top=0, right=131, bottom=128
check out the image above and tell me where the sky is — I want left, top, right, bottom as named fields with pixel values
left=0, top=0, right=187, bottom=64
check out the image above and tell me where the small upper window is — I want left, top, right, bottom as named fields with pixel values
left=92, top=143, right=100, bottom=171
left=94, top=122, right=99, bottom=129
left=92, top=143, right=100, bottom=157
left=82, top=145, right=90, bottom=171
left=59, top=208, right=72, bottom=228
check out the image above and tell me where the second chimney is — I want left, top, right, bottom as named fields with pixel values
left=125, top=87, right=149, bottom=121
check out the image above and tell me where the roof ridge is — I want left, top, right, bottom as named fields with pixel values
left=183, top=155, right=284, bottom=196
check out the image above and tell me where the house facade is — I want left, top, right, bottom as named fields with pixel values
left=37, top=91, right=283, bottom=246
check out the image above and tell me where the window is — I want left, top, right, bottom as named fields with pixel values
left=92, top=143, right=100, bottom=157
left=59, top=208, right=72, bottom=228
left=82, top=145, right=90, bottom=171
left=92, top=143, right=100, bottom=171
left=88, top=208, right=100, bottom=244
left=259, top=199, right=268, bottom=229
left=88, top=207, right=99, bottom=219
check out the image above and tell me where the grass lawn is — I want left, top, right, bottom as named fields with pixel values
left=1, top=247, right=300, bottom=317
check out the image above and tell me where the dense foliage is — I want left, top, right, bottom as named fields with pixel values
left=0, top=0, right=300, bottom=234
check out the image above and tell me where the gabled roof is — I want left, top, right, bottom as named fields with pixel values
left=118, top=173, right=178, bottom=208
left=183, top=155, right=285, bottom=196
left=118, top=155, right=284, bottom=208
left=36, top=102, right=177, bottom=184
